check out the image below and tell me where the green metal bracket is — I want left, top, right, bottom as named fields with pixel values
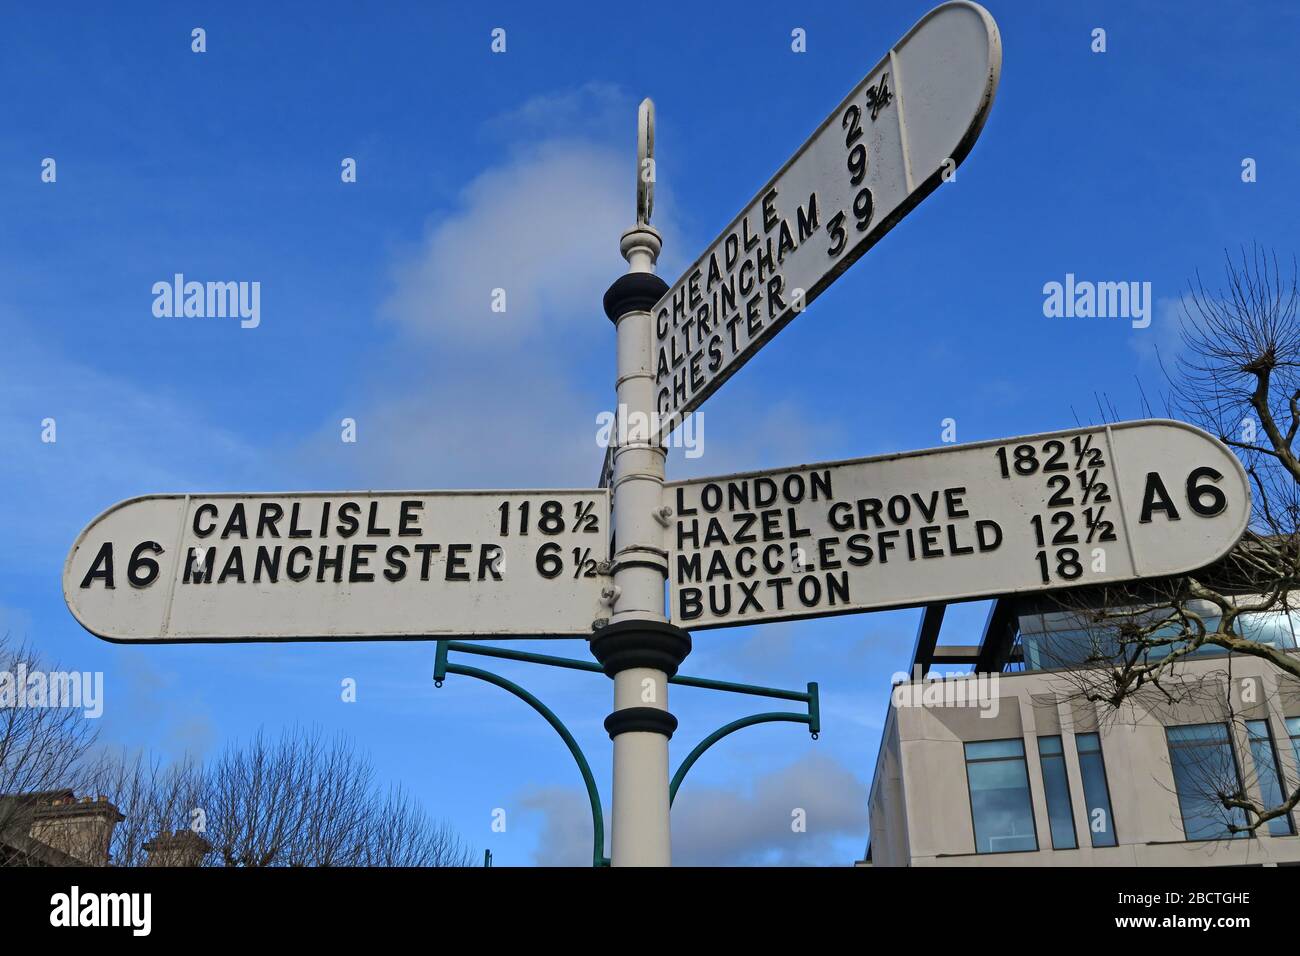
left=435, top=640, right=608, bottom=867
left=433, top=639, right=818, bottom=867
left=669, top=686, right=819, bottom=806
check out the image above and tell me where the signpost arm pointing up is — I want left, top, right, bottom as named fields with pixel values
left=590, top=98, right=691, bottom=866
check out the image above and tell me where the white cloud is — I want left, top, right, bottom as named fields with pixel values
left=0, top=326, right=258, bottom=557
left=304, top=94, right=689, bottom=488
left=0, top=602, right=35, bottom=639
left=516, top=752, right=868, bottom=866
left=517, top=785, right=607, bottom=867
left=484, top=83, right=627, bottom=142
left=382, top=140, right=634, bottom=347
left=670, top=752, right=869, bottom=865
left=1130, top=294, right=1189, bottom=365
left=666, top=398, right=847, bottom=483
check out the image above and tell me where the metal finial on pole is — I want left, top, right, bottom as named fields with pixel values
left=622, top=98, right=661, bottom=275
left=636, top=97, right=655, bottom=227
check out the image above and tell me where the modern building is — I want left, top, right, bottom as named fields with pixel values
left=864, top=595, right=1300, bottom=866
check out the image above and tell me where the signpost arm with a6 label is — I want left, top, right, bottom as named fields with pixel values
left=59, top=2, right=1254, bottom=868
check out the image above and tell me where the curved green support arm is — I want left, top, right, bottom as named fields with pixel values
left=434, top=642, right=818, bottom=860
left=669, top=711, right=811, bottom=806
left=435, top=656, right=608, bottom=867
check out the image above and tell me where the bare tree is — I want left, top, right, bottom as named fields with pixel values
left=358, top=786, right=475, bottom=867
left=195, top=726, right=474, bottom=867
left=1045, top=245, right=1300, bottom=835
left=84, top=749, right=204, bottom=866
left=2, top=665, right=473, bottom=867
left=0, top=634, right=100, bottom=863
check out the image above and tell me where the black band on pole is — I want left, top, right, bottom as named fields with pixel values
left=603, top=272, right=669, bottom=322
left=589, top=620, right=692, bottom=677
left=604, top=707, right=679, bottom=739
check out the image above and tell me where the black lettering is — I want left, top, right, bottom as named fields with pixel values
left=762, top=187, right=779, bottom=232
left=193, top=504, right=218, bottom=538
left=479, top=545, right=503, bottom=581
left=317, top=545, right=345, bottom=583
left=218, top=548, right=246, bottom=584
left=287, top=546, right=312, bottom=581
left=184, top=547, right=215, bottom=584
left=257, top=503, right=283, bottom=538
left=445, top=543, right=471, bottom=581
left=80, top=542, right=115, bottom=589
left=676, top=488, right=698, bottom=517
left=976, top=520, right=1003, bottom=551
left=679, top=587, right=702, bottom=620
left=349, top=544, right=376, bottom=582
left=828, top=501, right=853, bottom=532
left=415, top=544, right=441, bottom=580
left=337, top=502, right=361, bottom=538
left=738, top=580, right=764, bottom=614
left=220, top=503, right=247, bottom=539
left=847, top=533, right=873, bottom=566
left=398, top=500, right=423, bottom=536
left=944, top=487, right=969, bottom=519
left=366, top=502, right=391, bottom=537
left=289, top=502, right=311, bottom=538
left=1139, top=472, right=1180, bottom=523
left=384, top=545, right=409, bottom=582
left=254, top=546, right=281, bottom=583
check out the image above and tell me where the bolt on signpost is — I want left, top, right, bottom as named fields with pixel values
left=60, top=2, right=1256, bottom=868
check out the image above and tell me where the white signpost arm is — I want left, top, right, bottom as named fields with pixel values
left=589, top=99, right=692, bottom=867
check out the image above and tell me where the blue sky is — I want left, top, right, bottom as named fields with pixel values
left=2, top=0, right=1298, bottom=865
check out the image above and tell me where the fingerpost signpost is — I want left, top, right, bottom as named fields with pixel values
left=62, top=3, right=1253, bottom=866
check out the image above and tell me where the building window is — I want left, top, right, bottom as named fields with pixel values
left=1287, top=717, right=1300, bottom=776
left=964, top=739, right=1038, bottom=854
left=1246, top=720, right=1294, bottom=836
left=1166, top=723, right=1248, bottom=840
left=1037, top=736, right=1077, bottom=849
left=1234, top=612, right=1298, bottom=650
left=1076, top=732, right=1118, bottom=847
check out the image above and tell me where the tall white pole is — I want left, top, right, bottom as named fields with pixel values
left=590, top=98, right=691, bottom=867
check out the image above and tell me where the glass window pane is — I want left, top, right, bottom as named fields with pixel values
left=1037, top=737, right=1077, bottom=850
left=966, top=739, right=1025, bottom=760
left=1076, top=732, right=1118, bottom=847
left=1235, top=612, right=1297, bottom=650
left=965, top=739, right=1037, bottom=854
left=1286, top=717, right=1300, bottom=774
left=1168, top=723, right=1230, bottom=745
left=1166, top=723, right=1247, bottom=840
left=1246, top=720, right=1294, bottom=837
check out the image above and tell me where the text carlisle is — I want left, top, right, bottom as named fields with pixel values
left=64, top=490, right=610, bottom=641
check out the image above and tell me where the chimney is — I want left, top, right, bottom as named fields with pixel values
left=28, top=794, right=123, bottom=866
left=143, top=828, right=211, bottom=867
